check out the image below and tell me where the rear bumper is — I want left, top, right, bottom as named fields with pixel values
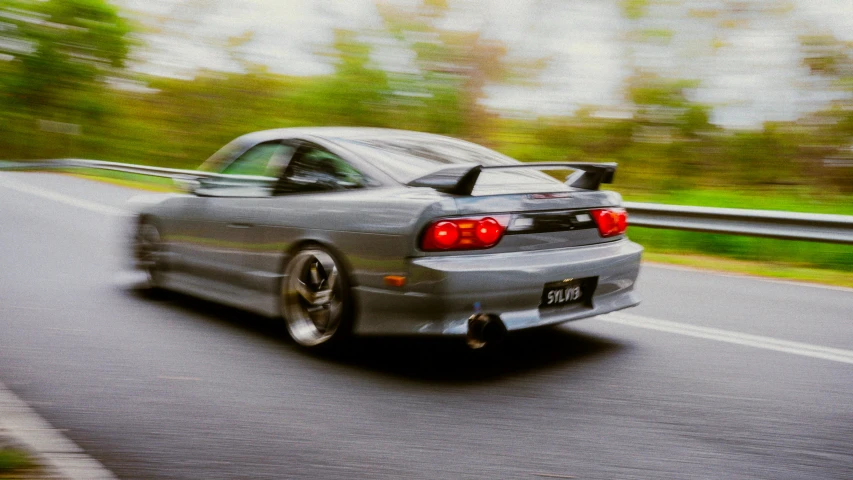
left=352, top=239, right=642, bottom=335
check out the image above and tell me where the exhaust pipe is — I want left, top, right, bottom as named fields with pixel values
left=466, top=313, right=506, bottom=350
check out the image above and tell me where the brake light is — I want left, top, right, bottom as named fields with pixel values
left=475, top=217, right=503, bottom=245
left=591, top=208, right=628, bottom=237
left=429, top=221, right=460, bottom=249
left=422, top=215, right=510, bottom=251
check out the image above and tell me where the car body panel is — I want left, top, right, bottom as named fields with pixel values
left=131, top=127, right=643, bottom=339
left=353, top=238, right=641, bottom=335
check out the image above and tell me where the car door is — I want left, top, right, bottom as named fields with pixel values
left=241, top=143, right=373, bottom=295
left=171, top=140, right=295, bottom=289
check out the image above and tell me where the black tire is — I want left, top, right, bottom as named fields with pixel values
left=135, top=221, right=164, bottom=289
left=280, top=245, right=354, bottom=348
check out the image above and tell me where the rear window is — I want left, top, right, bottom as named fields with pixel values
left=338, top=137, right=569, bottom=194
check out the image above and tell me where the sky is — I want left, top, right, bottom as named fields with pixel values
left=115, top=0, right=853, bottom=129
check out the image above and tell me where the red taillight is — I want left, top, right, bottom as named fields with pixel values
left=429, top=221, right=460, bottom=249
left=591, top=208, right=628, bottom=237
left=421, top=215, right=510, bottom=251
left=475, top=217, right=503, bottom=245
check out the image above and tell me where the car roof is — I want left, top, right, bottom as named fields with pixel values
left=235, top=127, right=475, bottom=146
left=201, top=127, right=465, bottom=176
left=209, top=127, right=574, bottom=195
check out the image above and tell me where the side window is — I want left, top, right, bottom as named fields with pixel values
left=279, top=146, right=368, bottom=193
left=222, top=141, right=295, bottom=177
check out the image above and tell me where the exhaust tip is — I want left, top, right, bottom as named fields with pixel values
left=466, top=313, right=506, bottom=350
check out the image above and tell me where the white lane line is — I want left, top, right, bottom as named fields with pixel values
left=0, top=174, right=128, bottom=217
left=602, top=312, right=853, bottom=365
left=0, top=380, right=117, bottom=479
left=0, top=174, right=121, bottom=477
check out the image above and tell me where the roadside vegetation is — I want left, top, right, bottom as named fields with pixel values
left=0, top=447, right=38, bottom=478
left=1, top=0, right=851, bottom=282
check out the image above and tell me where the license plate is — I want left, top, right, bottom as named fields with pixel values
left=540, top=277, right=596, bottom=308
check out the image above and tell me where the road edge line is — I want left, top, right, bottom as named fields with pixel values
left=0, top=173, right=128, bottom=217
left=0, top=380, right=118, bottom=479
left=602, top=312, right=853, bottom=365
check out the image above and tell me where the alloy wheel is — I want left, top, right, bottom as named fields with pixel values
left=281, top=247, right=347, bottom=347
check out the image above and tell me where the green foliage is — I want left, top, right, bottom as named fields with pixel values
left=0, top=0, right=131, bottom=161
left=0, top=0, right=130, bottom=110
left=635, top=28, right=674, bottom=43
left=312, top=30, right=391, bottom=126
left=629, top=74, right=701, bottom=108
left=624, top=187, right=853, bottom=215
left=0, top=0, right=851, bottom=275
left=800, top=35, right=853, bottom=76
left=375, top=0, right=544, bottom=136
left=0, top=447, right=35, bottom=473
left=621, top=0, right=650, bottom=20
left=630, top=228, right=853, bottom=272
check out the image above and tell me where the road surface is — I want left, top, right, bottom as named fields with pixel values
left=1, top=172, right=852, bottom=479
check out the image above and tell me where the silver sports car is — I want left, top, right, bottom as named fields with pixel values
left=131, top=127, right=642, bottom=349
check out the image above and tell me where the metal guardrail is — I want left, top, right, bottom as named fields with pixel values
left=625, top=202, right=853, bottom=245
left=0, top=159, right=274, bottom=189
left=0, top=158, right=216, bottom=179
left=3, top=159, right=853, bottom=245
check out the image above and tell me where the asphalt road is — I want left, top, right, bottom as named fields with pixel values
left=1, top=172, right=852, bottom=479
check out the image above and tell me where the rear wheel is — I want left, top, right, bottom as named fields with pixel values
left=135, top=221, right=163, bottom=288
left=281, top=246, right=352, bottom=348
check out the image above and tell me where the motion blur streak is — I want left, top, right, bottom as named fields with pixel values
left=3, top=0, right=852, bottom=275
left=0, top=174, right=127, bottom=217
left=1, top=173, right=852, bottom=479
left=604, top=312, right=853, bottom=365
left=0, top=379, right=117, bottom=479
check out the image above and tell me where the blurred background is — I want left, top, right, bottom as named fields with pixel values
left=1, top=0, right=851, bottom=276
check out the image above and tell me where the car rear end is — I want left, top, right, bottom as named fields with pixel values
left=351, top=175, right=642, bottom=342
left=408, top=188, right=640, bottom=341
left=333, top=133, right=642, bottom=343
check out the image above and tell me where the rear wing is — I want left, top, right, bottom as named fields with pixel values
left=407, top=162, right=617, bottom=195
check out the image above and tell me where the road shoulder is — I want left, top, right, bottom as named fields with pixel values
left=0, top=381, right=117, bottom=480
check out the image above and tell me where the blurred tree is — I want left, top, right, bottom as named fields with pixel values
left=0, top=0, right=131, bottom=158
left=627, top=74, right=710, bottom=136
left=620, top=0, right=650, bottom=20
left=800, top=35, right=852, bottom=78
left=623, top=73, right=716, bottom=189
left=798, top=35, right=853, bottom=192
left=0, top=0, right=131, bottom=112
left=308, top=29, right=392, bottom=127
left=376, top=0, right=545, bottom=138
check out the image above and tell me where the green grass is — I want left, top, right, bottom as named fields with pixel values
left=66, top=168, right=177, bottom=192
left=643, top=253, right=853, bottom=289
left=629, top=227, right=853, bottom=288
left=629, top=226, right=853, bottom=270
left=621, top=187, right=853, bottom=215
left=0, top=448, right=35, bottom=475
left=617, top=187, right=853, bottom=287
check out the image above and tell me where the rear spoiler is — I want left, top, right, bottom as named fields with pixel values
left=407, top=162, right=617, bottom=195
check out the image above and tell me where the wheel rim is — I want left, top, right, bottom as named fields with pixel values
left=282, top=249, right=343, bottom=346
left=135, top=223, right=162, bottom=285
